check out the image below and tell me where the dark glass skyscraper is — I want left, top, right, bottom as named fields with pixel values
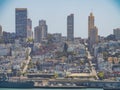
left=67, top=14, right=74, bottom=41
left=15, top=8, right=27, bottom=38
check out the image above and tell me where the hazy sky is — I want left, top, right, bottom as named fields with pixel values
left=0, top=0, right=120, bottom=38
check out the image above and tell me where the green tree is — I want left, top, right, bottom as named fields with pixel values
left=54, top=73, right=58, bottom=78
left=63, top=43, right=68, bottom=53
left=27, top=38, right=33, bottom=43
left=97, top=71, right=104, bottom=80
left=103, top=52, right=108, bottom=61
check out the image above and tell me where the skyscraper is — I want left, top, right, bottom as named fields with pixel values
left=15, top=8, right=27, bottom=38
left=113, top=28, right=120, bottom=40
left=88, top=12, right=98, bottom=52
left=88, top=12, right=94, bottom=38
left=89, top=27, right=98, bottom=53
left=67, top=14, right=74, bottom=41
left=39, top=20, right=48, bottom=40
left=27, top=18, right=33, bottom=39
left=0, top=25, right=2, bottom=36
left=34, top=20, right=48, bottom=43
left=89, top=26, right=98, bottom=48
left=34, top=26, right=42, bottom=43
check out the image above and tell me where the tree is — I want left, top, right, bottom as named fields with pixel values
left=54, top=73, right=58, bottom=78
left=97, top=71, right=104, bottom=80
left=27, top=38, right=33, bottom=43
left=63, top=43, right=68, bottom=53
left=103, top=52, right=108, bottom=61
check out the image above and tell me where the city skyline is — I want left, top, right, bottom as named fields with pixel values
left=0, top=1, right=120, bottom=88
left=0, top=0, right=120, bottom=38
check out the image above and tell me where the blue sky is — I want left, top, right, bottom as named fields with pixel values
left=0, top=0, right=120, bottom=38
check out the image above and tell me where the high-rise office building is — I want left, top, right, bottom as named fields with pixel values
left=34, top=26, right=42, bottom=43
left=0, top=25, right=2, bottom=36
left=15, top=8, right=27, bottom=38
left=34, top=20, right=48, bottom=43
left=67, top=14, right=74, bottom=41
left=89, top=26, right=98, bottom=47
left=39, top=20, right=48, bottom=40
left=88, top=12, right=98, bottom=52
left=88, top=12, right=94, bottom=38
left=113, top=28, right=120, bottom=40
left=27, top=18, right=33, bottom=39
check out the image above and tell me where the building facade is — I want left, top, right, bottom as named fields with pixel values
left=52, top=33, right=62, bottom=43
left=88, top=12, right=94, bottom=38
left=34, top=26, right=42, bottom=43
left=67, top=14, right=74, bottom=41
left=39, top=20, right=48, bottom=40
left=15, top=8, right=27, bottom=38
left=113, top=28, right=120, bottom=40
left=27, top=18, right=33, bottom=39
left=3, top=31, right=15, bottom=43
left=0, top=25, right=2, bottom=37
left=89, top=26, right=98, bottom=48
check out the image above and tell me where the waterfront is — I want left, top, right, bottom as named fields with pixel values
left=0, top=1, right=120, bottom=90
left=0, top=89, right=103, bottom=90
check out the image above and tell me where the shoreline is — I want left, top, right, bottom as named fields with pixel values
left=0, top=86, right=120, bottom=90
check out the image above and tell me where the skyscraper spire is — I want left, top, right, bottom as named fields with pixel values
left=90, top=12, right=93, bottom=16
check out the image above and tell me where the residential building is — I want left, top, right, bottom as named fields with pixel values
left=3, top=31, right=15, bottom=43
left=52, top=33, right=62, bottom=43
